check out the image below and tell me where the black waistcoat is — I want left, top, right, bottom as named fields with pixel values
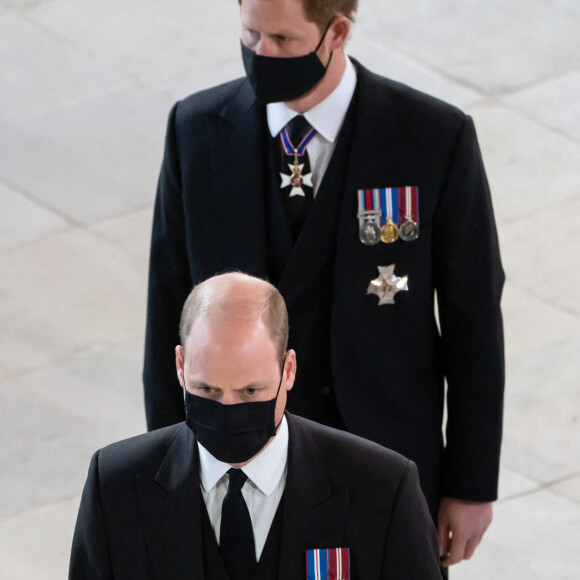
left=201, top=495, right=284, bottom=580
left=263, top=92, right=359, bottom=429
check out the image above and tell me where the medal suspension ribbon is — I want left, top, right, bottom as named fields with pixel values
left=399, top=186, right=419, bottom=224
left=306, top=548, right=350, bottom=580
left=280, top=125, right=317, bottom=158
left=357, top=188, right=381, bottom=220
left=379, top=188, right=399, bottom=226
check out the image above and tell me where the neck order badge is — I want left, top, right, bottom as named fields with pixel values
left=279, top=122, right=317, bottom=197
left=306, top=548, right=350, bottom=580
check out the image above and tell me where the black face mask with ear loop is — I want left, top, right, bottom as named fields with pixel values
left=241, top=18, right=335, bottom=104
left=185, top=363, right=285, bottom=464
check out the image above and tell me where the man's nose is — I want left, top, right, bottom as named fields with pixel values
left=254, top=37, right=277, bottom=57
left=219, top=392, right=238, bottom=405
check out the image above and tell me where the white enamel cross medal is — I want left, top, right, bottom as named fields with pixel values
left=280, top=152, right=313, bottom=197
left=279, top=123, right=317, bottom=198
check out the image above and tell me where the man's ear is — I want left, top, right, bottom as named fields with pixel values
left=283, top=349, right=297, bottom=392
left=328, top=15, right=350, bottom=50
left=175, top=345, right=185, bottom=389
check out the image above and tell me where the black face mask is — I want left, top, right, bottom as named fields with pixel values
left=241, top=19, right=334, bottom=104
left=185, top=368, right=284, bottom=464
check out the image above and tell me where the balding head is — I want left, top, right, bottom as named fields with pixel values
left=179, top=272, right=289, bottom=364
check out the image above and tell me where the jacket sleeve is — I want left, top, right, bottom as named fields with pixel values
left=382, top=461, right=442, bottom=578
left=143, top=102, right=192, bottom=431
left=433, top=115, right=505, bottom=501
left=69, top=452, right=112, bottom=580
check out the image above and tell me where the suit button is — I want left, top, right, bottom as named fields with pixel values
left=320, top=385, right=332, bottom=395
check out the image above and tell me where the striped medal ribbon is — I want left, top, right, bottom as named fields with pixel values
left=306, top=547, right=350, bottom=580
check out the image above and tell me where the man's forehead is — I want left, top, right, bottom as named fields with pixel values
left=183, top=319, right=281, bottom=380
left=190, top=310, right=264, bottom=333
left=185, top=315, right=273, bottom=352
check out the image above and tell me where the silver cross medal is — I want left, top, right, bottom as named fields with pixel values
left=367, top=264, right=409, bottom=305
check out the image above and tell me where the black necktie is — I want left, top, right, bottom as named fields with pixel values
left=220, top=468, right=256, bottom=580
left=279, top=115, right=315, bottom=240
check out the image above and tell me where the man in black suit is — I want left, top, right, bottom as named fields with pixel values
left=71, top=273, right=441, bottom=579
left=144, top=0, right=504, bottom=567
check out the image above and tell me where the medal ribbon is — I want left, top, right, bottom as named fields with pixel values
left=397, top=186, right=419, bottom=224
left=281, top=125, right=317, bottom=157
left=357, top=188, right=381, bottom=218
left=379, top=188, right=399, bottom=226
left=306, top=548, right=350, bottom=580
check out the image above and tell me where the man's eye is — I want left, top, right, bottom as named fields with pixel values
left=243, top=30, right=260, bottom=43
left=200, top=386, right=214, bottom=394
left=245, top=387, right=257, bottom=396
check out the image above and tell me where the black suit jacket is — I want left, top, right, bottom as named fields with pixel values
left=69, top=414, right=441, bottom=579
left=144, top=60, right=505, bottom=513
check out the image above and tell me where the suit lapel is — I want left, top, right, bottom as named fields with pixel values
left=137, top=425, right=205, bottom=580
left=278, top=415, right=350, bottom=580
left=206, top=80, right=270, bottom=278
left=341, top=61, right=403, bottom=210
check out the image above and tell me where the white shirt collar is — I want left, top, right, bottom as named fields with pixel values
left=267, top=56, right=357, bottom=143
left=198, top=415, right=289, bottom=496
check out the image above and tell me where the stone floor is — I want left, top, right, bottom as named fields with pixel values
left=1, top=0, right=579, bottom=578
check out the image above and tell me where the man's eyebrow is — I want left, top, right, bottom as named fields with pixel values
left=236, top=382, right=265, bottom=390
left=189, top=381, right=219, bottom=390
left=241, top=20, right=300, bottom=39
left=188, top=381, right=265, bottom=390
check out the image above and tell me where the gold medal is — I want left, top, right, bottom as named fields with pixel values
left=381, top=218, right=400, bottom=244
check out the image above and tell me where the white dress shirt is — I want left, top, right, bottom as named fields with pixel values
left=267, top=57, right=358, bottom=195
left=198, top=416, right=289, bottom=561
